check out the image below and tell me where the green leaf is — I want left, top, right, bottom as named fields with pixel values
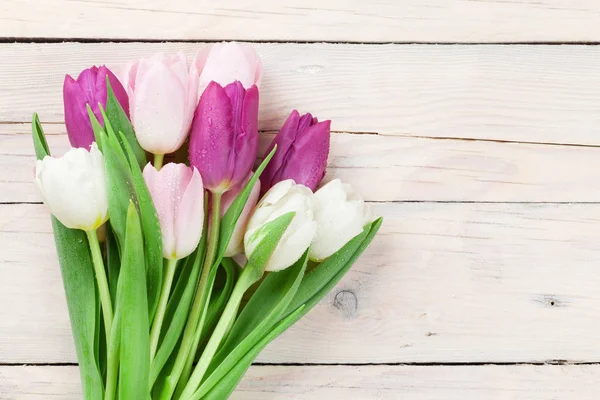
left=285, top=218, right=383, bottom=319
left=117, top=203, right=150, bottom=400
left=150, top=233, right=207, bottom=386
left=245, top=211, right=295, bottom=273
left=204, top=251, right=308, bottom=387
left=52, top=218, right=104, bottom=400
left=105, top=224, right=120, bottom=306
left=105, top=77, right=146, bottom=168
left=217, top=146, right=277, bottom=263
left=31, top=118, right=103, bottom=399
left=31, top=113, right=50, bottom=159
left=193, top=306, right=306, bottom=400
left=119, top=131, right=163, bottom=320
left=88, top=108, right=136, bottom=247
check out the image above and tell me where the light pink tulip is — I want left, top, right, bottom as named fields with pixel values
left=121, top=52, right=199, bottom=155
left=220, top=173, right=261, bottom=257
left=143, top=163, right=205, bottom=260
left=194, top=42, right=262, bottom=96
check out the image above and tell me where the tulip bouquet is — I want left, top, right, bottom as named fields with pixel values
left=31, top=43, right=381, bottom=400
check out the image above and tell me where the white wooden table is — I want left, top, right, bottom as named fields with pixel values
left=2, top=1, right=600, bottom=399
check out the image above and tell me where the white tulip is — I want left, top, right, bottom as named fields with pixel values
left=35, top=143, right=109, bottom=231
left=310, top=179, right=373, bottom=261
left=244, top=180, right=316, bottom=272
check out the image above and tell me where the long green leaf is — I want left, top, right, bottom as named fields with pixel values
left=105, top=77, right=146, bottom=168
left=204, top=251, right=308, bottom=386
left=117, top=203, right=150, bottom=399
left=31, top=113, right=50, bottom=159
left=105, top=224, right=120, bottom=305
left=32, top=117, right=103, bottom=399
left=119, top=131, right=163, bottom=320
left=52, top=218, right=105, bottom=400
left=193, top=306, right=306, bottom=400
left=150, top=234, right=207, bottom=386
left=285, top=218, right=383, bottom=319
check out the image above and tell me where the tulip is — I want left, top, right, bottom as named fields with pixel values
left=142, top=163, right=205, bottom=260
left=35, top=143, right=108, bottom=231
left=63, top=66, right=129, bottom=149
left=310, top=179, right=373, bottom=261
left=220, top=173, right=261, bottom=257
left=189, top=81, right=259, bottom=193
left=244, top=179, right=316, bottom=272
left=194, top=42, right=262, bottom=96
left=121, top=53, right=199, bottom=163
left=261, top=110, right=331, bottom=194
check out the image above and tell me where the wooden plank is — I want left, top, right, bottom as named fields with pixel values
left=2, top=43, right=600, bottom=145
left=2, top=1, right=600, bottom=43
left=4, top=124, right=600, bottom=203
left=2, top=202, right=600, bottom=364
left=2, top=364, right=600, bottom=399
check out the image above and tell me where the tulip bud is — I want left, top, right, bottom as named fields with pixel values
left=244, top=180, right=316, bottom=272
left=221, top=173, right=261, bottom=257
left=189, top=81, right=259, bottom=193
left=261, top=110, right=331, bottom=194
left=35, top=143, right=108, bottom=231
left=310, top=179, right=373, bottom=261
left=63, top=66, right=129, bottom=149
left=121, top=53, right=199, bottom=155
left=143, top=163, right=205, bottom=260
left=194, top=42, right=262, bottom=96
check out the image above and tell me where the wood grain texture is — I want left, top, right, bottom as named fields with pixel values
left=1, top=0, right=600, bottom=43
left=5, top=124, right=600, bottom=203
left=2, top=202, right=600, bottom=364
left=3, top=364, right=600, bottom=399
left=2, top=43, right=600, bottom=145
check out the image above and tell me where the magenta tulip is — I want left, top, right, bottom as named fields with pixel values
left=143, top=163, right=205, bottom=260
left=189, top=81, right=259, bottom=193
left=63, top=66, right=129, bottom=149
left=261, top=110, right=331, bottom=194
left=220, top=173, right=261, bottom=257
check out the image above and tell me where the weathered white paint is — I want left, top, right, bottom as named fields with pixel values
left=2, top=202, right=600, bottom=364
left=2, top=44, right=600, bottom=144
left=2, top=365, right=600, bottom=399
left=4, top=126, right=600, bottom=203
left=1, top=0, right=600, bottom=43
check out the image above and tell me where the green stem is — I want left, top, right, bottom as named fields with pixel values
left=154, top=153, right=165, bottom=170
left=178, top=267, right=255, bottom=400
left=149, top=258, right=178, bottom=361
left=86, top=229, right=113, bottom=345
left=158, top=193, right=222, bottom=400
left=104, top=308, right=121, bottom=400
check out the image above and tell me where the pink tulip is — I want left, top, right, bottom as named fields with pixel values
left=143, top=163, right=205, bottom=260
left=189, top=81, right=259, bottom=193
left=63, top=66, right=129, bottom=149
left=261, top=110, right=331, bottom=194
left=121, top=53, right=199, bottom=155
left=220, top=173, right=261, bottom=257
left=194, top=42, right=262, bottom=96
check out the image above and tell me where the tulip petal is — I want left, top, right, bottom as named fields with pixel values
left=132, top=60, right=187, bottom=154
left=189, top=81, right=234, bottom=190
left=173, top=167, right=205, bottom=259
left=197, top=42, right=260, bottom=92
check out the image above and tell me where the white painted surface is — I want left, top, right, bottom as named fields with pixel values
left=1, top=0, right=600, bottom=43
left=1, top=3, right=599, bottom=399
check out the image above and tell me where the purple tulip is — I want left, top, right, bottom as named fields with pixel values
left=63, top=66, right=129, bottom=149
left=189, top=81, right=259, bottom=193
left=261, top=110, right=331, bottom=194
